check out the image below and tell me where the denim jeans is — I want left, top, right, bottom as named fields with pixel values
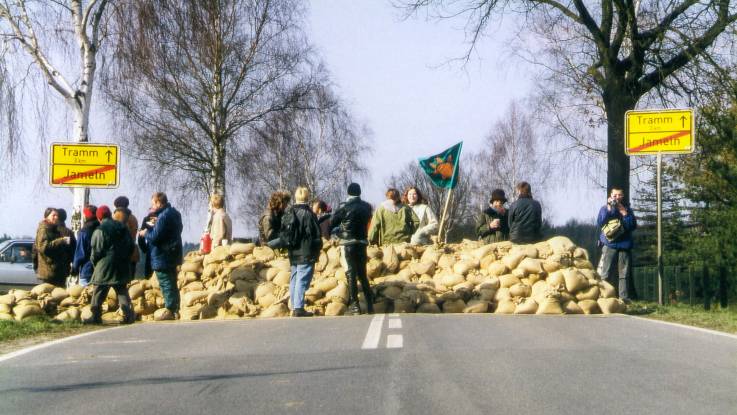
left=598, top=245, right=635, bottom=301
left=290, top=263, right=315, bottom=310
left=155, top=268, right=180, bottom=311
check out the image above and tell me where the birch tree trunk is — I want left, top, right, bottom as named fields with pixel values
left=0, top=0, right=110, bottom=230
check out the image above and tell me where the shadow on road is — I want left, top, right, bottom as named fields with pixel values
left=1, top=363, right=381, bottom=394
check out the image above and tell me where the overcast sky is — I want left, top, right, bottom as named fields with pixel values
left=0, top=0, right=603, bottom=242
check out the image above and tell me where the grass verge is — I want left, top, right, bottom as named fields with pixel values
left=0, top=316, right=99, bottom=355
left=627, top=301, right=737, bottom=335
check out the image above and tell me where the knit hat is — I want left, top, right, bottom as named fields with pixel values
left=347, top=182, right=361, bottom=196
left=96, top=205, right=111, bottom=221
left=490, top=189, right=507, bottom=204
left=114, top=196, right=130, bottom=208
left=83, top=205, right=97, bottom=220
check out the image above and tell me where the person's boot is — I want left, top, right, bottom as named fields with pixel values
left=347, top=302, right=361, bottom=315
left=83, top=306, right=102, bottom=325
left=291, top=308, right=314, bottom=317
left=120, top=304, right=136, bottom=325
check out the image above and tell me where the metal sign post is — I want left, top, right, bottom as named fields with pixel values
left=625, top=108, right=695, bottom=306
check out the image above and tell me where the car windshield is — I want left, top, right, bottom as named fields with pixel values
left=0, top=241, right=10, bottom=252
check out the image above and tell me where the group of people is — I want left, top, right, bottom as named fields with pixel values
left=31, top=179, right=638, bottom=323
left=33, top=192, right=185, bottom=323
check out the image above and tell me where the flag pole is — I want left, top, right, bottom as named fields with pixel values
left=436, top=186, right=453, bottom=245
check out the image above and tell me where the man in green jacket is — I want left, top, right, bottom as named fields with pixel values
left=84, top=205, right=135, bottom=325
left=368, top=188, right=419, bottom=245
left=476, top=189, right=510, bottom=243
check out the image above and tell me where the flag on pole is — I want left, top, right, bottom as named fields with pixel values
left=418, top=141, right=463, bottom=189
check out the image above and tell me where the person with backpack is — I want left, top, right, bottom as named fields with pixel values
left=596, top=187, right=638, bottom=302
left=72, top=205, right=99, bottom=286
left=268, top=187, right=322, bottom=317
left=507, top=182, right=543, bottom=244
left=113, top=196, right=140, bottom=278
left=84, top=205, right=135, bottom=324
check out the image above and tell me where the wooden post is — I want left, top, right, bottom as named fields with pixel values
left=435, top=187, right=454, bottom=245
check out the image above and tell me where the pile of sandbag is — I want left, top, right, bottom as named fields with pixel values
left=5, top=236, right=625, bottom=322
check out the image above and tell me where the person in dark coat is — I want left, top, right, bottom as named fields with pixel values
left=113, top=196, right=140, bottom=279
left=268, top=187, right=322, bottom=317
left=139, top=192, right=183, bottom=321
left=84, top=205, right=135, bottom=324
left=33, top=208, right=72, bottom=287
left=56, top=208, right=77, bottom=284
left=330, top=183, right=374, bottom=314
left=312, top=199, right=332, bottom=240
left=72, top=205, right=99, bottom=287
left=596, top=187, right=638, bottom=302
left=259, top=191, right=291, bottom=245
left=476, top=189, right=510, bottom=243
left=138, top=208, right=158, bottom=278
left=507, top=181, right=543, bottom=244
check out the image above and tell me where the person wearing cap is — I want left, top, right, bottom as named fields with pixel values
left=508, top=181, right=543, bottom=244
left=268, top=187, right=322, bottom=317
left=330, top=182, right=374, bottom=314
left=85, top=205, right=135, bottom=324
left=33, top=207, right=72, bottom=287
left=113, top=196, right=140, bottom=278
left=476, top=189, right=510, bottom=244
left=403, top=186, right=438, bottom=245
left=138, top=192, right=183, bottom=321
left=72, top=205, right=100, bottom=286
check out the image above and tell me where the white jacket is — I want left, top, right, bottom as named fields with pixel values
left=410, top=203, right=438, bottom=245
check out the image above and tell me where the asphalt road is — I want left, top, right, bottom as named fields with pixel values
left=1, top=314, right=735, bottom=415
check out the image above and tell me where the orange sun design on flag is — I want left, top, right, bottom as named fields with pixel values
left=429, top=154, right=454, bottom=179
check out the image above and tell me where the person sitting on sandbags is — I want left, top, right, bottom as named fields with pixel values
left=476, top=189, right=509, bottom=243
left=404, top=186, right=438, bottom=245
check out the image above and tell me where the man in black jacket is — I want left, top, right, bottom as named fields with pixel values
left=330, top=183, right=374, bottom=314
left=508, top=181, right=542, bottom=244
left=269, top=187, right=322, bottom=317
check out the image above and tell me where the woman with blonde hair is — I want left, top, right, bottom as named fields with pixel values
left=368, top=188, right=419, bottom=245
left=207, top=194, right=232, bottom=247
left=403, top=186, right=438, bottom=245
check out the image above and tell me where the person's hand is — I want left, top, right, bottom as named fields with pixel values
left=63, top=236, right=71, bottom=244
left=490, top=219, right=500, bottom=230
left=138, top=229, right=148, bottom=238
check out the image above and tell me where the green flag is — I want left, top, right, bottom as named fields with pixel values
left=418, top=142, right=463, bottom=189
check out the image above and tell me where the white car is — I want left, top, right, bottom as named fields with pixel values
left=0, top=239, right=40, bottom=287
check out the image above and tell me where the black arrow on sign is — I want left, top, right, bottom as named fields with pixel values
left=680, top=115, right=687, bottom=128
left=105, top=149, right=113, bottom=163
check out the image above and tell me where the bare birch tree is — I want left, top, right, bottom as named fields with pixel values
left=0, top=0, right=111, bottom=219
left=235, top=84, right=371, bottom=227
left=400, top=0, right=737, bottom=198
left=474, top=100, right=551, bottom=211
left=104, top=0, right=318, bottom=204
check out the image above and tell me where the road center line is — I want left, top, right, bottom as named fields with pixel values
left=386, top=334, right=403, bottom=349
left=388, top=318, right=402, bottom=329
left=361, top=314, right=385, bottom=350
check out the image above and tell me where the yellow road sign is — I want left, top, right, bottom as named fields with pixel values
left=49, top=143, right=119, bottom=188
left=625, top=109, right=695, bottom=155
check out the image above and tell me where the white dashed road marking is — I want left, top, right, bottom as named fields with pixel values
left=361, top=314, right=386, bottom=349
left=388, top=318, right=402, bottom=329
left=386, top=334, right=403, bottom=349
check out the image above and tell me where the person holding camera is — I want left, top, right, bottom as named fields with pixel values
left=596, top=187, right=638, bottom=302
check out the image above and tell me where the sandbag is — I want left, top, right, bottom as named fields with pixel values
left=486, top=261, right=508, bottom=277
left=441, top=273, right=465, bottom=288
left=598, top=298, right=626, bottom=314
left=547, top=236, right=575, bottom=255
left=499, top=274, right=521, bottom=289
left=393, top=298, right=415, bottom=313
left=382, top=246, right=400, bottom=273
left=463, top=300, right=489, bottom=313
left=410, top=261, right=435, bottom=276
left=517, top=258, right=544, bottom=275
left=494, top=299, right=516, bottom=314
left=575, top=285, right=600, bottom=301
left=509, top=283, right=531, bottom=298
left=501, top=252, right=525, bottom=270
left=0, top=294, right=15, bottom=306
left=31, top=283, right=55, bottom=296
left=562, top=300, right=583, bottom=314
left=599, top=280, right=617, bottom=298
left=14, top=304, right=42, bottom=320
left=416, top=303, right=441, bottom=313
left=325, top=301, right=347, bottom=316
left=514, top=298, right=538, bottom=314
left=536, top=298, right=564, bottom=315
left=578, top=299, right=601, bottom=314
left=442, top=299, right=466, bottom=313
left=229, top=242, right=255, bottom=256
left=563, top=268, right=589, bottom=293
